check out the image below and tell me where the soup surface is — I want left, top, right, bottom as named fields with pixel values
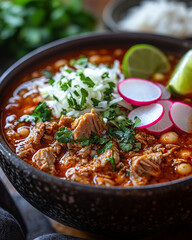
left=2, top=47, right=192, bottom=187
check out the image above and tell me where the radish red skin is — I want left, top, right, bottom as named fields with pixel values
left=146, top=100, right=173, bottom=134
left=169, top=102, right=192, bottom=133
left=118, top=78, right=162, bottom=106
left=128, top=103, right=164, bottom=129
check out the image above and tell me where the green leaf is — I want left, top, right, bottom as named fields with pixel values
left=101, top=72, right=109, bottom=79
left=105, top=153, right=116, bottom=171
left=0, top=0, right=96, bottom=59
left=53, top=95, right=59, bottom=102
left=119, top=142, right=133, bottom=151
left=79, top=72, right=95, bottom=87
left=133, top=142, right=142, bottom=152
left=19, top=102, right=52, bottom=122
left=42, top=70, right=54, bottom=79
left=80, top=88, right=88, bottom=106
left=97, top=141, right=113, bottom=155
left=77, top=137, right=90, bottom=147
left=108, top=82, right=115, bottom=88
left=126, top=169, right=130, bottom=176
left=60, top=82, right=69, bottom=91
left=61, top=108, right=67, bottom=115
left=91, top=98, right=100, bottom=107
left=70, top=56, right=88, bottom=68
left=48, top=79, right=55, bottom=86
left=55, top=126, right=73, bottom=143
left=133, top=116, right=141, bottom=128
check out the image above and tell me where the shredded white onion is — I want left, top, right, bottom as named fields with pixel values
left=35, top=59, right=125, bottom=118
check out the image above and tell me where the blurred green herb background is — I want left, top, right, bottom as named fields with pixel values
left=0, top=0, right=97, bottom=72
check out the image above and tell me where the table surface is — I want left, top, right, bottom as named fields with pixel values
left=1, top=0, right=192, bottom=239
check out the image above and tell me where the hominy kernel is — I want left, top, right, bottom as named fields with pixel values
left=89, top=55, right=101, bottom=64
left=54, top=59, right=67, bottom=69
left=101, top=56, right=112, bottom=62
left=176, top=163, right=192, bottom=175
left=99, top=49, right=108, bottom=54
left=17, top=127, right=30, bottom=137
left=23, top=106, right=36, bottom=114
left=152, top=73, right=165, bottom=82
left=31, top=71, right=40, bottom=78
left=33, top=96, right=44, bottom=103
left=180, top=149, right=191, bottom=159
left=160, top=131, right=179, bottom=144
left=114, top=49, right=123, bottom=56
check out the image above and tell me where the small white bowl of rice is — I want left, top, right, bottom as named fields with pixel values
left=103, top=0, right=192, bottom=38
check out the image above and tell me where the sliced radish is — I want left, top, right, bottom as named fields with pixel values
left=157, top=83, right=171, bottom=100
left=169, top=102, right=192, bottom=133
left=146, top=100, right=173, bottom=133
left=128, top=103, right=164, bottom=129
left=118, top=78, right=162, bottom=106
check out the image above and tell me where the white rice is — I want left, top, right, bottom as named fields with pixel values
left=118, top=0, right=192, bottom=38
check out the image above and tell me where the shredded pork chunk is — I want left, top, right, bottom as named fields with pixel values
left=13, top=108, right=188, bottom=186
left=130, top=152, right=163, bottom=186
left=71, top=109, right=106, bottom=140
left=32, top=147, right=57, bottom=174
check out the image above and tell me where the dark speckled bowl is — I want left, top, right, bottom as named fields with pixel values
left=1, top=32, right=192, bottom=236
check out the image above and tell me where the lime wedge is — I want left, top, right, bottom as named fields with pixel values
left=167, top=50, right=192, bottom=95
left=123, top=44, right=170, bottom=79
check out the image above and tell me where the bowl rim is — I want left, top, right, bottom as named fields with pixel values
left=1, top=31, right=192, bottom=192
left=103, top=0, right=126, bottom=31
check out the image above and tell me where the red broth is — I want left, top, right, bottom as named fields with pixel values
left=2, top=48, right=192, bottom=187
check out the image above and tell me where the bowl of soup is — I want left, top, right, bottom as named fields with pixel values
left=0, top=32, right=192, bottom=235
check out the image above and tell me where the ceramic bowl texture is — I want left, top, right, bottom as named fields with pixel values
left=1, top=32, right=192, bottom=236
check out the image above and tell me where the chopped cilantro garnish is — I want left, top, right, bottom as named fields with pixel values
left=77, top=133, right=110, bottom=150
left=102, top=107, right=141, bottom=152
left=67, top=95, right=81, bottom=111
left=91, top=98, right=100, bottom=107
left=55, top=127, right=73, bottom=143
left=42, top=70, right=55, bottom=86
left=133, top=142, right=142, bottom=152
left=126, top=170, right=130, bottom=176
left=104, top=87, right=114, bottom=102
left=119, top=142, right=133, bottom=151
left=97, top=141, right=113, bottom=155
left=65, top=69, right=74, bottom=73
left=77, top=137, right=90, bottom=147
left=53, top=95, right=59, bottom=102
left=74, top=90, right=80, bottom=97
left=133, top=116, right=141, bottom=128
left=67, top=89, right=88, bottom=111
left=101, top=72, right=109, bottom=79
left=60, top=82, right=69, bottom=91
left=80, top=88, right=88, bottom=106
left=108, top=82, right=115, bottom=88
left=70, top=56, right=89, bottom=68
left=48, top=79, right=55, bottom=86
left=19, top=102, right=52, bottom=123
left=42, top=70, right=54, bottom=79
left=60, top=79, right=72, bottom=91
left=61, top=109, right=67, bottom=115
left=79, top=72, right=95, bottom=87
left=105, top=153, right=116, bottom=171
